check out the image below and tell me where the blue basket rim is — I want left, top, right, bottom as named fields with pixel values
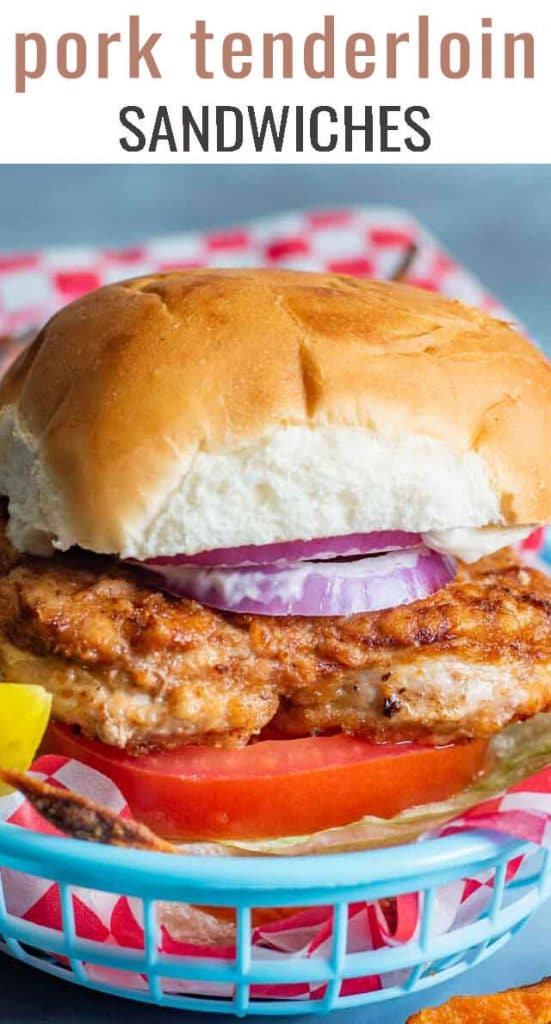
left=0, top=820, right=530, bottom=898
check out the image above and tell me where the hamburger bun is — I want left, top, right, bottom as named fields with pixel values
left=0, top=268, right=550, bottom=558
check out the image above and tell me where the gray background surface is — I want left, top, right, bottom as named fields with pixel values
left=0, top=165, right=549, bottom=1021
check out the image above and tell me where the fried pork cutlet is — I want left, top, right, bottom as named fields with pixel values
left=0, top=535, right=550, bottom=752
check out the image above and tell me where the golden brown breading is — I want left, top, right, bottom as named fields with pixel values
left=407, top=977, right=551, bottom=1022
left=0, top=553, right=279, bottom=749
left=0, top=544, right=550, bottom=750
left=264, top=552, right=551, bottom=742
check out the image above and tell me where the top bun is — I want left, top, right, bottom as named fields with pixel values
left=0, top=268, right=550, bottom=559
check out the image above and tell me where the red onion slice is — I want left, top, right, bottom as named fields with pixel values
left=140, top=546, right=456, bottom=617
left=146, top=531, right=420, bottom=568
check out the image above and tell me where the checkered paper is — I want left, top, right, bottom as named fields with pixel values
left=0, top=206, right=547, bottom=1000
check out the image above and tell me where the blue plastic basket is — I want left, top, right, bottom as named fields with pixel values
left=0, top=821, right=550, bottom=1014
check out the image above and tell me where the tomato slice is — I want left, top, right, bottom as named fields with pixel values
left=47, top=723, right=488, bottom=841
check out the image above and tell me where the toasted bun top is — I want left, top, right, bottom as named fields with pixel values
left=0, top=268, right=550, bottom=558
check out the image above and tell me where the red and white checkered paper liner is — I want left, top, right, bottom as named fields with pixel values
left=0, top=206, right=547, bottom=999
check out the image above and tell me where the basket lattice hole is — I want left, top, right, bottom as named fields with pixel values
left=245, top=901, right=321, bottom=966
left=16, top=942, right=73, bottom=974
left=0, top=865, right=52, bottom=923
left=159, top=978, right=239, bottom=1003
left=59, top=882, right=117, bottom=947
left=0, top=868, right=73, bottom=953
left=85, top=962, right=151, bottom=995
left=502, top=848, right=548, bottom=909
left=247, top=987, right=316, bottom=1005
left=0, top=866, right=29, bottom=959
left=158, top=900, right=237, bottom=951
left=418, top=951, right=469, bottom=983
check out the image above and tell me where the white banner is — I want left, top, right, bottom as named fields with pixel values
left=0, top=0, right=549, bottom=163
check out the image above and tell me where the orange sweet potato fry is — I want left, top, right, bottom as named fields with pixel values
left=408, top=978, right=551, bottom=1023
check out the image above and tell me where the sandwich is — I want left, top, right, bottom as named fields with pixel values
left=0, top=267, right=550, bottom=846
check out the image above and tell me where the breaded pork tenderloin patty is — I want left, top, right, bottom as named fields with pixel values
left=0, top=534, right=550, bottom=751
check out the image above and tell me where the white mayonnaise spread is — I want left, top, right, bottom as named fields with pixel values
left=421, top=525, right=535, bottom=563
